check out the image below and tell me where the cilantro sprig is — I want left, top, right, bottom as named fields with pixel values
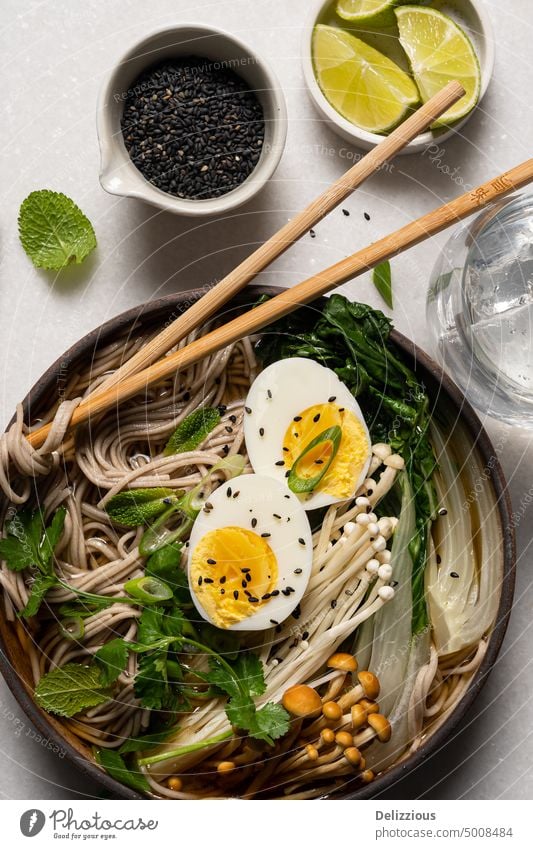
left=0, top=506, right=67, bottom=618
left=18, top=190, right=97, bottom=270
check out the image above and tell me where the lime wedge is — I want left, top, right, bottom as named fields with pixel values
left=337, top=0, right=398, bottom=26
left=312, top=24, right=419, bottom=134
left=395, top=6, right=481, bottom=127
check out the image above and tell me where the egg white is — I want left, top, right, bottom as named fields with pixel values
left=243, top=357, right=371, bottom=510
left=187, top=473, right=313, bottom=631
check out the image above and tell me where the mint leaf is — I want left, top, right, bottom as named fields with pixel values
left=372, top=260, right=393, bottom=310
left=164, top=407, right=221, bottom=456
left=35, top=663, right=111, bottom=717
left=21, top=573, right=58, bottom=619
left=95, top=638, right=129, bottom=686
left=106, top=488, right=178, bottom=527
left=18, top=190, right=96, bottom=270
left=95, top=748, right=150, bottom=794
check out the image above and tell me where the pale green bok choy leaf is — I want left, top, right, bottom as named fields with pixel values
left=426, top=422, right=503, bottom=656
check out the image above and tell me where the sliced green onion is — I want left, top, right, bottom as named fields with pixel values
left=59, top=616, right=85, bottom=641
left=288, top=425, right=342, bottom=494
left=124, top=576, right=173, bottom=604
left=139, top=513, right=194, bottom=556
left=179, top=455, right=247, bottom=518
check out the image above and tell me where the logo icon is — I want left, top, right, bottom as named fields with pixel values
left=20, top=810, right=46, bottom=837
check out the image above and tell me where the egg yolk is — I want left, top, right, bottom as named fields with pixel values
left=190, top=526, right=278, bottom=629
left=282, top=403, right=369, bottom=499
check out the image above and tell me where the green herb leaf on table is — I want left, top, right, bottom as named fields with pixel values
left=18, top=190, right=97, bottom=270
left=94, top=748, right=150, bottom=794
left=105, top=488, right=179, bottom=527
left=163, top=407, right=221, bottom=456
left=95, top=638, right=129, bottom=687
left=372, top=260, right=393, bottom=309
left=35, top=663, right=112, bottom=717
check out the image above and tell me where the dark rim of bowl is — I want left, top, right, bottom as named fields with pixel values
left=0, top=286, right=516, bottom=800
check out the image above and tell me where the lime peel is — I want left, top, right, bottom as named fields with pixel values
left=395, top=5, right=481, bottom=127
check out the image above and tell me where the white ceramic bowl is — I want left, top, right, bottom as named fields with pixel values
left=97, top=24, right=287, bottom=215
left=301, top=0, right=494, bottom=154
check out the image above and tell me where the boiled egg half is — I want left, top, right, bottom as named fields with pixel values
left=243, top=358, right=371, bottom=510
left=187, top=473, right=313, bottom=630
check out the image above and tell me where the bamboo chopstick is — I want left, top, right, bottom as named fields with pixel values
left=93, top=81, right=465, bottom=394
left=27, top=157, right=533, bottom=450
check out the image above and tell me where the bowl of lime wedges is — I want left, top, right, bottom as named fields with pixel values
left=302, top=0, right=494, bottom=153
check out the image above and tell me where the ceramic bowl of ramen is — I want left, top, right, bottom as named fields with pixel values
left=0, top=287, right=515, bottom=799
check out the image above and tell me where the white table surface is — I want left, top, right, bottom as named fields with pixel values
left=1, top=0, right=532, bottom=801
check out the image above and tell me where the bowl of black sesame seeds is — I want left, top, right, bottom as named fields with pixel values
left=97, top=24, right=287, bottom=215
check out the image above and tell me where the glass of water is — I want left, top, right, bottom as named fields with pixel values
left=427, top=192, right=533, bottom=426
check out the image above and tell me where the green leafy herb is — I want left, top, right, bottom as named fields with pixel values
left=95, top=638, right=129, bottom=687
left=163, top=407, right=221, bottom=456
left=257, top=294, right=437, bottom=633
left=0, top=506, right=65, bottom=573
left=0, top=507, right=66, bottom=618
left=105, top=488, right=179, bottom=527
left=21, top=573, right=58, bottom=619
left=58, top=597, right=120, bottom=620
left=288, top=425, right=342, bottom=493
left=131, top=601, right=191, bottom=712
left=18, top=190, right=97, bottom=270
left=145, top=544, right=189, bottom=602
left=372, top=260, right=393, bottom=309
left=200, top=652, right=289, bottom=745
left=94, top=748, right=150, bottom=794
left=35, top=663, right=112, bottom=717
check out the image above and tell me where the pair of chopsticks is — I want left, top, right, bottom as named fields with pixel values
left=27, top=81, right=533, bottom=450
